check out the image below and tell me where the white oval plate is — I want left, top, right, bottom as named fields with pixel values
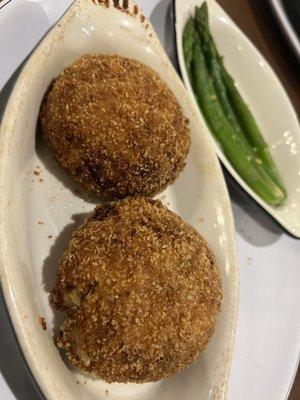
left=175, top=0, right=300, bottom=238
left=0, top=1, right=238, bottom=399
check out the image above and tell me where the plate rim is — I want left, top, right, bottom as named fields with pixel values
left=174, top=0, right=300, bottom=238
left=0, top=0, right=239, bottom=399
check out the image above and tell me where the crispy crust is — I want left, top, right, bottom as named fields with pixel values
left=52, top=197, right=222, bottom=383
left=40, top=55, right=190, bottom=199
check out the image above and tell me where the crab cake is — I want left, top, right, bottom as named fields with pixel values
left=40, top=55, right=190, bottom=199
left=52, top=197, right=221, bottom=383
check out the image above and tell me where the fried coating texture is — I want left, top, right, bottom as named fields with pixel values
left=40, top=55, right=190, bottom=199
left=52, top=197, right=222, bottom=383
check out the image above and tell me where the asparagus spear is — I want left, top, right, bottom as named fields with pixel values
left=196, top=2, right=286, bottom=195
left=182, top=17, right=197, bottom=78
left=195, top=4, right=243, bottom=137
left=192, top=41, right=285, bottom=205
left=221, top=67, right=286, bottom=194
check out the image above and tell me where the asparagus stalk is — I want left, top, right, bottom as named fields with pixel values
left=196, top=2, right=286, bottom=195
left=195, top=4, right=243, bottom=137
left=182, top=17, right=197, bottom=78
left=221, top=67, right=286, bottom=194
left=192, top=41, right=285, bottom=205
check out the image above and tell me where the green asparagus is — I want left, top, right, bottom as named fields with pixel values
left=221, top=67, right=286, bottom=193
left=196, top=1, right=286, bottom=195
left=195, top=4, right=243, bottom=137
left=192, top=41, right=285, bottom=205
left=182, top=17, right=197, bottom=78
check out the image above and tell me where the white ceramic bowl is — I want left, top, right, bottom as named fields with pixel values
left=175, top=0, right=300, bottom=238
left=0, top=1, right=238, bottom=399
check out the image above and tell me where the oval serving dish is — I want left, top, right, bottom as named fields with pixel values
left=0, top=1, right=238, bottom=399
left=175, top=0, right=300, bottom=238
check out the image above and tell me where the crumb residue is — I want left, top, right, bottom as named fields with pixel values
left=105, top=389, right=109, bottom=397
left=38, top=316, right=47, bottom=331
left=246, top=257, right=252, bottom=266
left=48, top=235, right=53, bottom=239
left=33, top=170, right=40, bottom=176
left=38, top=220, right=44, bottom=225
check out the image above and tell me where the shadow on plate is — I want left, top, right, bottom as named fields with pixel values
left=0, top=53, right=47, bottom=400
left=225, top=174, right=282, bottom=247
left=0, top=66, right=24, bottom=120
left=0, top=290, right=43, bottom=400
left=35, top=126, right=100, bottom=205
left=150, top=0, right=178, bottom=70
left=42, top=212, right=90, bottom=336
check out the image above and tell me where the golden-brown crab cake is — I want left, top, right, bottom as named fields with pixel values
left=51, top=197, right=221, bottom=383
left=40, top=55, right=190, bottom=199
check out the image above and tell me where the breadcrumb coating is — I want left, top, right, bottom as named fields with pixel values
left=40, top=55, right=190, bottom=199
left=52, top=197, right=222, bottom=383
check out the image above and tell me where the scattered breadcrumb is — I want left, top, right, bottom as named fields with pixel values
left=38, top=316, right=47, bottom=331
left=38, top=221, right=44, bottom=225
left=33, top=170, right=40, bottom=176
left=48, top=235, right=53, bottom=239
left=105, top=390, right=109, bottom=397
